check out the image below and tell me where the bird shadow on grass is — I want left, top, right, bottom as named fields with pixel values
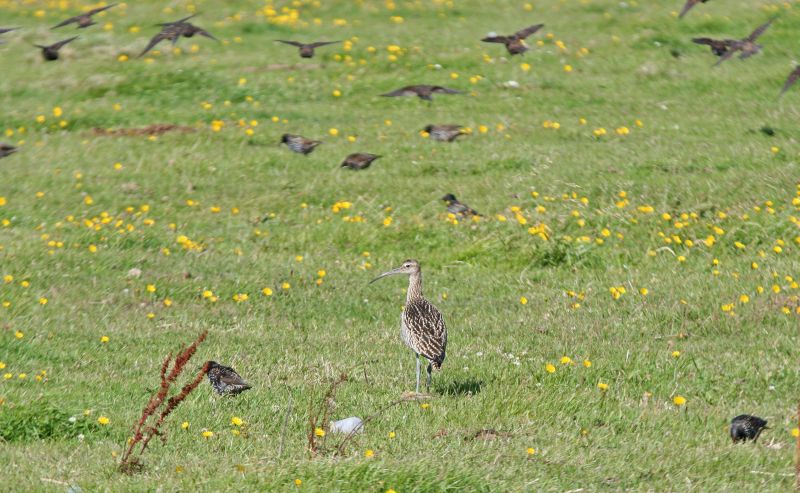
left=437, top=378, right=484, bottom=396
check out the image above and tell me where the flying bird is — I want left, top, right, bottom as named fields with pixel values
left=35, top=36, right=78, bottom=61
left=370, top=259, right=447, bottom=394
left=714, top=17, right=777, bottom=66
left=204, top=361, right=251, bottom=395
left=341, top=153, right=381, bottom=170
left=275, top=40, right=341, bottom=58
left=481, top=23, right=544, bottom=55
left=0, top=143, right=18, bottom=159
left=423, top=125, right=467, bottom=142
left=679, top=0, right=709, bottom=19
left=779, top=65, right=800, bottom=97
left=441, top=194, right=481, bottom=217
left=52, top=4, right=117, bottom=29
left=691, top=37, right=735, bottom=57
left=730, top=415, right=768, bottom=443
left=381, top=85, right=462, bottom=101
left=139, top=16, right=216, bottom=57
left=0, top=27, right=19, bottom=44
left=280, top=134, right=322, bottom=155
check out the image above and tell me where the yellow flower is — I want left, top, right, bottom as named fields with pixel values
left=231, top=416, right=244, bottom=426
left=315, top=427, right=326, bottom=437
left=281, top=282, right=291, bottom=290
left=519, top=296, right=528, bottom=305
left=364, top=449, right=374, bottom=457
left=329, top=128, right=339, bottom=136
left=388, top=431, right=396, bottom=439
left=262, top=287, right=273, bottom=296
left=597, top=382, right=609, bottom=391
left=202, top=430, right=214, bottom=438
left=583, top=359, right=592, bottom=368
left=146, top=284, right=156, bottom=293
left=527, top=447, right=536, bottom=455
left=792, top=428, right=799, bottom=438
left=560, top=356, right=572, bottom=365
left=14, top=330, right=22, bottom=339
left=671, top=351, right=681, bottom=358
left=673, top=395, right=686, bottom=406
left=520, top=63, right=531, bottom=72
left=545, top=363, right=556, bottom=374
left=294, top=479, right=302, bottom=486
left=100, top=336, right=109, bottom=344
left=52, top=107, right=63, bottom=118
left=181, top=421, right=190, bottom=430
left=97, top=416, right=110, bottom=425
left=563, top=64, right=573, bottom=72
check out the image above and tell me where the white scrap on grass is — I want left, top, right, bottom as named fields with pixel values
left=504, top=80, right=520, bottom=89
left=330, top=417, right=364, bottom=435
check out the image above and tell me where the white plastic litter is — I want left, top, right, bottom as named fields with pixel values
left=329, top=417, right=364, bottom=435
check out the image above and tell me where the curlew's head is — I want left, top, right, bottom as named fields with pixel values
left=370, top=259, right=420, bottom=283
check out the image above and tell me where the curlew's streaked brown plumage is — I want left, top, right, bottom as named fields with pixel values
left=370, top=259, right=447, bottom=394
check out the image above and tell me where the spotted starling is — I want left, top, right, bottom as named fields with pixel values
left=139, top=15, right=216, bottom=57
left=280, top=134, right=322, bottom=155
left=0, top=142, right=17, bottom=159
left=381, top=85, right=462, bottom=101
left=52, top=4, right=117, bottom=29
left=441, top=193, right=481, bottom=217
left=481, top=24, right=544, bottom=56
left=204, top=361, right=251, bottom=395
left=730, top=414, right=768, bottom=443
left=679, top=0, right=710, bottom=19
left=779, top=65, right=800, bottom=97
left=691, top=37, right=735, bottom=57
left=423, top=125, right=466, bottom=142
left=341, top=153, right=381, bottom=170
left=275, top=40, right=341, bottom=58
left=714, top=17, right=776, bottom=66
left=35, top=36, right=78, bottom=61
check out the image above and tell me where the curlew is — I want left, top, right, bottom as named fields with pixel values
left=371, top=259, right=447, bottom=393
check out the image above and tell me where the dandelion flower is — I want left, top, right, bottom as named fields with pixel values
left=97, top=416, right=110, bottom=425
left=545, top=363, right=556, bottom=374
left=673, top=395, right=687, bottom=406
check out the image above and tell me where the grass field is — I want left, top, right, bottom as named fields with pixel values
left=2, top=0, right=800, bottom=490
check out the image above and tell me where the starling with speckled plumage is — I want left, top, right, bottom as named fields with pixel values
left=691, top=37, right=735, bottom=57
left=423, top=125, right=466, bottom=142
left=275, top=40, right=341, bottom=58
left=52, top=4, right=117, bottom=29
left=730, top=415, right=768, bottom=443
left=441, top=193, right=481, bottom=217
left=341, top=153, right=381, bottom=170
left=281, top=134, right=322, bottom=155
left=679, top=0, right=710, bottom=19
left=481, top=24, right=544, bottom=56
left=204, top=361, right=251, bottom=395
left=714, top=17, right=776, bottom=66
left=35, top=36, right=78, bottom=61
left=0, top=143, right=18, bottom=159
left=139, top=15, right=216, bottom=57
left=381, top=85, right=462, bottom=101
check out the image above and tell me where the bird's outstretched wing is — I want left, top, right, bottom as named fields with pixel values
left=51, top=15, right=82, bottom=29
left=139, top=31, right=171, bottom=57
left=308, top=40, right=341, bottom=48
left=431, top=86, right=462, bottom=94
left=515, top=23, right=544, bottom=40
left=276, top=40, right=304, bottom=47
left=678, top=0, right=699, bottom=19
left=196, top=29, right=218, bottom=41
left=780, top=66, right=800, bottom=97
left=713, top=44, right=739, bottom=66
left=746, top=17, right=776, bottom=42
left=51, top=36, right=79, bottom=49
left=157, top=14, right=197, bottom=26
left=381, top=86, right=420, bottom=97
left=481, top=36, right=510, bottom=44
left=0, top=28, right=19, bottom=35
left=691, top=37, right=716, bottom=46
left=85, top=4, right=117, bottom=16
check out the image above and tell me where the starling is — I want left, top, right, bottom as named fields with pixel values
left=714, top=17, right=777, bottom=66
left=280, top=134, right=322, bottom=155
left=341, top=153, right=381, bottom=170
left=730, top=414, right=768, bottom=443
left=381, top=85, right=463, bottom=101
left=139, top=15, right=216, bottom=57
left=275, top=40, right=341, bottom=58
left=204, top=361, right=251, bottom=395
left=481, top=24, right=544, bottom=56
left=0, top=142, right=18, bottom=159
left=35, top=36, right=78, bottom=61
left=423, top=125, right=466, bottom=142
left=679, top=0, right=710, bottom=19
left=441, top=193, right=481, bottom=217
left=51, top=4, right=117, bottom=29
left=779, top=65, right=800, bottom=97
left=691, top=37, right=735, bottom=57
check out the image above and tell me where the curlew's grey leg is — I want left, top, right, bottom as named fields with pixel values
left=426, top=363, right=432, bottom=391
left=415, top=354, right=421, bottom=393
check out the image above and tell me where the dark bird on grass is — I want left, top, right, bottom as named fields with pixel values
left=714, top=17, right=777, bottom=66
left=280, top=134, right=322, bottom=155
left=52, top=4, right=117, bottom=29
left=441, top=193, right=481, bottom=217
left=779, top=65, right=800, bottom=97
left=730, top=415, right=768, bottom=443
left=370, top=259, right=447, bottom=394
left=0, top=27, right=19, bottom=43
left=204, top=361, right=252, bottom=395
left=275, top=40, right=341, bottom=58
left=35, top=36, right=78, bottom=61
left=691, top=37, right=735, bottom=57
left=423, top=125, right=466, bottom=142
left=481, top=23, right=544, bottom=55
left=341, top=153, right=381, bottom=170
left=381, top=85, right=462, bottom=101
left=0, top=143, right=18, bottom=159
left=679, top=0, right=709, bottom=19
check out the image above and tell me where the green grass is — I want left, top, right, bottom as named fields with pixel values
left=2, top=0, right=800, bottom=490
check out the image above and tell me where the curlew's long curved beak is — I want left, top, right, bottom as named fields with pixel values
left=369, top=267, right=403, bottom=284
